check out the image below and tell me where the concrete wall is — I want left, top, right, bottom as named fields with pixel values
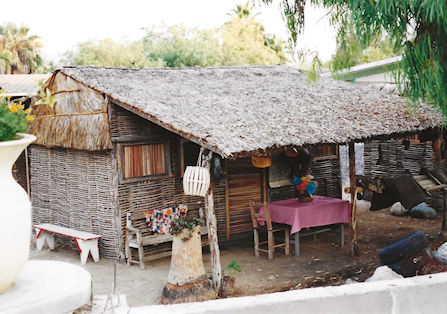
left=130, top=272, right=447, bottom=314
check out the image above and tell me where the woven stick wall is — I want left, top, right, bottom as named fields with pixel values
left=29, top=145, right=120, bottom=259
left=363, top=139, right=443, bottom=210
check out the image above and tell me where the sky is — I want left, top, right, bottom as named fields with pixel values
left=0, top=0, right=337, bottom=63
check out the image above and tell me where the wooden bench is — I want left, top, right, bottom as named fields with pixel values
left=34, top=223, right=102, bottom=265
left=125, top=212, right=208, bottom=269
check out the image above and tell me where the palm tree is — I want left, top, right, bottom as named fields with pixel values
left=0, top=23, right=42, bottom=74
left=228, top=1, right=260, bottom=19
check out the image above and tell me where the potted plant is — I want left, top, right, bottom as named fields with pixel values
left=161, top=217, right=217, bottom=304
left=0, top=94, right=37, bottom=293
left=219, top=260, right=241, bottom=297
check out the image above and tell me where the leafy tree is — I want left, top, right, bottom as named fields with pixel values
left=262, top=0, right=447, bottom=115
left=65, top=4, right=288, bottom=69
left=142, top=25, right=222, bottom=67
left=228, top=1, right=260, bottom=19
left=63, top=38, right=162, bottom=68
left=0, top=23, right=43, bottom=74
left=142, top=16, right=287, bottom=67
left=220, top=16, right=286, bottom=65
left=330, top=24, right=399, bottom=70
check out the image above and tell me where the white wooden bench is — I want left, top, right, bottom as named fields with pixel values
left=34, top=223, right=102, bottom=264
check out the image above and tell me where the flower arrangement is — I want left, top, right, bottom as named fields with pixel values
left=0, top=81, right=55, bottom=142
left=0, top=93, right=34, bottom=141
left=293, top=175, right=318, bottom=202
left=170, top=217, right=204, bottom=242
left=145, top=204, right=188, bottom=235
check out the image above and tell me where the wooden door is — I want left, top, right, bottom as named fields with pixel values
left=226, top=158, right=262, bottom=238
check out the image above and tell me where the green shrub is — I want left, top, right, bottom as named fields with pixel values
left=0, top=95, right=34, bottom=141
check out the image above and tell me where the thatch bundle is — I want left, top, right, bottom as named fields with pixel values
left=29, top=72, right=112, bottom=151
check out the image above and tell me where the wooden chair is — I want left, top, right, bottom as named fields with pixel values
left=249, top=200, right=290, bottom=259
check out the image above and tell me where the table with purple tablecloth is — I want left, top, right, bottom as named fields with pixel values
left=259, top=195, right=351, bottom=256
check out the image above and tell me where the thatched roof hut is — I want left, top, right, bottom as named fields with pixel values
left=28, top=65, right=446, bottom=261
left=31, top=65, right=444, bottom=158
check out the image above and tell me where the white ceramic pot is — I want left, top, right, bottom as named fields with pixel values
left=0, top=133, right=36, bottom=293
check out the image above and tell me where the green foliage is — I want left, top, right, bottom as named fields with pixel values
left=170, top=217, right=203, bottom=242
left=66, top=5, right=287, bottom=69
left=263, top=0, right=447, bottom=116
left=226, top=261, right=241, bottom=278
left=0, top=23, right=43, bottom=74
left=220, top=17, right=286, bottom=65
left=62, top=38, right=163, bottom=68
left=329, top=24, right=399, bottom=71
left=142, top=25, right=222, bottom=67
left=142, top=18, right=287, bottom=67
left=0, top=96, right=33, bottom=141
left=262, top=0, right=305, bottom=48
left=228, top=1, right=260, bottom=19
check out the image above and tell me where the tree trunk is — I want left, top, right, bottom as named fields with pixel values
left=160, top=226, right=216, bottom=304
left=205, top=188, right=222, bottom=293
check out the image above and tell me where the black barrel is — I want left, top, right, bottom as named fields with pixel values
left=379, top=231, right=429, bottom=265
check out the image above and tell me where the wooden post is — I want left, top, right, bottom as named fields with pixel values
left=205, top=187, right=222, bottom=292
left=262, top=168, right=274, bottom=259
left=25, top=148, right=30, bottom=197
left=349, top=142, right=360, bottom=256
left=224, top=159, right=230, bottom=240
left=432, top=133, right=442, bottom=164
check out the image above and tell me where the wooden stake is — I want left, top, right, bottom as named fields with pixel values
left=25, top=148, right=30, bottom=197
left=205, top=187, right=222, bottom=292
left=224, top=159, right=230, bottom=240
left=262, top=168, right=274, bottom=259
left=349, top=142, right=359, bottom=256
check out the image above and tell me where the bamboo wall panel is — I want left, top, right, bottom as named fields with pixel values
left=364, top=139, right=443, bottom=210
left=29, top=146, right=119, bottom=259
left=122, top=143, right=166, bottom=178
left=227, top=159, right=262, bottom=237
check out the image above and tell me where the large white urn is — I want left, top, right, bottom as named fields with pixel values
left=0, top=133, right=36, bottom=293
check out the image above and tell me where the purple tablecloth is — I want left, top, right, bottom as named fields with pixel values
left=259, top=196, right=351, bottom=234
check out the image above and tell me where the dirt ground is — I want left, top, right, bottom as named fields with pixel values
left=29, top=201, right=446, bottom=307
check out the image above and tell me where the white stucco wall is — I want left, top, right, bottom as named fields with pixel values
left=130, top=272, right=447, bottom=314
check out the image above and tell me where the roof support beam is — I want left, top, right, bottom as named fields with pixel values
left=349, top=142, right=360, bottom=257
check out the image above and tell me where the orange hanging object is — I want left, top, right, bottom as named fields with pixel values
left=251, top=155, right=272, bottom=168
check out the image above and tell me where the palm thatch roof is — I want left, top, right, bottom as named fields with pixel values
left=29, top=71, right=111, bottom=151
left=32, top=65, right=444, bottom=157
